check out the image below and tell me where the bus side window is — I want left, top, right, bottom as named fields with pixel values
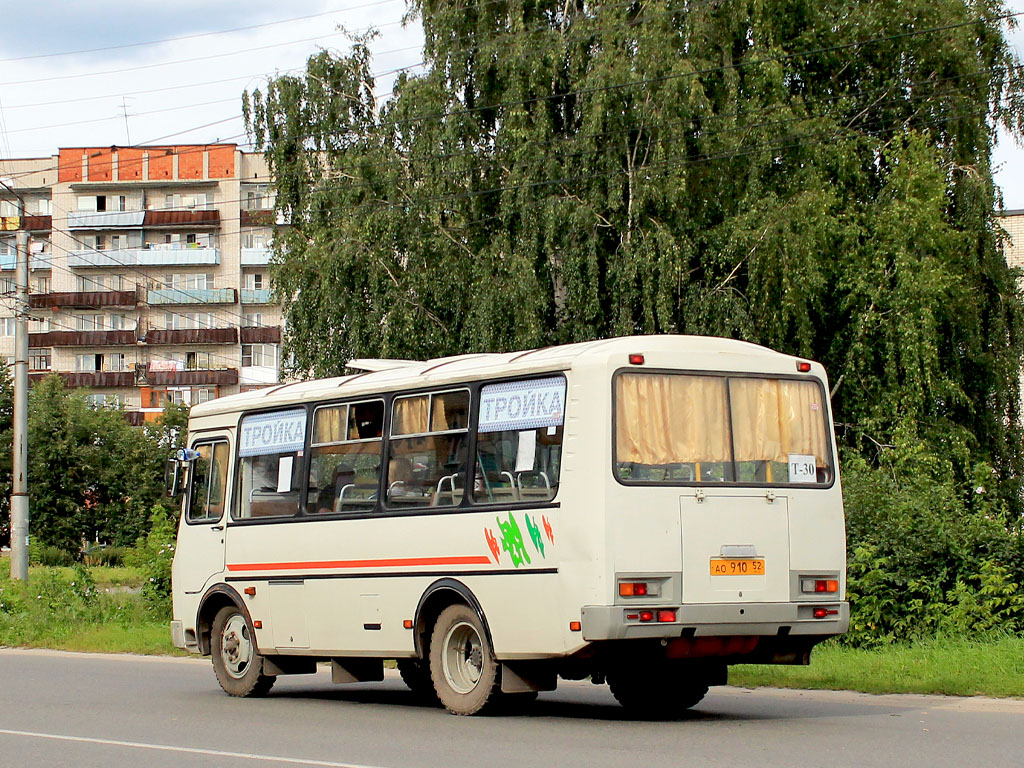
left=188, top=441, right=229, bottom=523
left=236, top=408, right=307, bottom=519
left=386, top=390, right=469, bottom=509
left=307, top=400, right=384, bottom=514
left=473, top=376, right=565, bottom=504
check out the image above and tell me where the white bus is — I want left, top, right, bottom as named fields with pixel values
left=168, top=335, right=848, bottom=716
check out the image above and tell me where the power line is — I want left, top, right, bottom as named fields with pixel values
left=0, top=1, right=406, bottom=64
left=0, top=31, right=352, bottom=88
left=4, top=7, right=1015, bottom=180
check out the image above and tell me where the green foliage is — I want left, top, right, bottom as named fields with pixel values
left=26, top=375, right=179, bottom=552
left=125, top=507, right=177, bottom=616
left=247, top=0, right=1024, bottom=516
left=82, top=545, right=127, bottom=568
left=28, top=542, right=75, bottom=567
left=842, top=450, right=1024, bottom=646
left=0, top=565, right=158, bottom=649
left=0, top=365, right=13, bottom=548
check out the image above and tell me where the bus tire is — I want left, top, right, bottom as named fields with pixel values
left=428, top=604, right=500, bottom=715
left=607, top=666, right=708, bottom=718
left=211, top=605, right=276, bottom=697
left=397, top=658, right=439, bottom=703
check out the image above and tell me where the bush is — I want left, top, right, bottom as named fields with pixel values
left=125, top=506, right=177, bottom=617
left=82, top=545, right=127, bottom=568
left=842, top=450, right=1024, bottom=647
left=28, top=542, right=75, bottom=567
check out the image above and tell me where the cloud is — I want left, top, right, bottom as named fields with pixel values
left=0, top=0, right=329, bottom=62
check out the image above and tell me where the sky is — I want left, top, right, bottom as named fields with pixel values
left=0, top=1, right=1022, bottom=207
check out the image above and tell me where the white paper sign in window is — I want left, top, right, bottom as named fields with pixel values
left=478, top=376, right=565, bottom=433
left=788, top=453, right=817, bottom=483
left=240, top=409, right=307, bottom=457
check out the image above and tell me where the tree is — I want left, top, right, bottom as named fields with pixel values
left=0, top=366, right=12, bottom=548
left=247, top=0, right=1024, bottom=510
left=27, top=376, right=177, bottom=552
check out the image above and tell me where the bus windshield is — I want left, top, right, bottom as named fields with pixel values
left=615, top=372, right=832, bottom=485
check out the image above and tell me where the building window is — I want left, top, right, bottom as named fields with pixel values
left=104, top=353, right=125, bottom=372
left=242, top=343, right=277, bottom=368
left=164, top=273, right=214, bottom=290
left=164, top=312, right=214, bottom=330
left=243, top=312, right=263, bottom=327
left=28, top=349, right=51, bottom=371
left=0, top=278, right=15, bottom=294
left=78, top=274, right=125, bottom=291
left=108, top=313, right=129, bottom=331
left=75, top=354, right=97, bottom=372
left=33, top=276, right=51, bottom=294
left=29, top=316, right=50, bottom=332
left=186, top=351, right=215, bottom=370
left=244, top=273, right=264, bottom=290
left=242, top=230, right=269, bottom=249
left=1, top=318, right=16, bottom=337
left=76, top=314, right=102, bottom=331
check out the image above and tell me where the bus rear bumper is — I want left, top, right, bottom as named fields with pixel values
left=581, top=601, right=849, bottom=641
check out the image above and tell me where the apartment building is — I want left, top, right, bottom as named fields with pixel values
left=0, top=144, right=283, bottom=423
left=1003, top=209, right=1024, bottom=271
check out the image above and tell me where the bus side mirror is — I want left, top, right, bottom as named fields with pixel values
left=165, top=458, right=181, bottom=498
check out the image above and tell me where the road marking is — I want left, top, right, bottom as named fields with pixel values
left=0, top=728, right=390, bottom=767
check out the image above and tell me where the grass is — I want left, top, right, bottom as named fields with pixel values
left=730, top=635, right=1024, bottom=698
left=0, top=561, right=185, bottom=656
left=2, top=559, right=1023, bottom=695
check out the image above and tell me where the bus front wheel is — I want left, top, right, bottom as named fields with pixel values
left=211, top=605, right=276, bottom=697
left=428, top=604, right=500, bottom=715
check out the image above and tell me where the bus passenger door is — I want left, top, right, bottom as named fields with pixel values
left=174, top=435, right=231, bottom=594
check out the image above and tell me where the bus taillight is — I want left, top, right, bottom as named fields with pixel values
left=628, top=354, right=645, bottom=365
left=797, top=361, right=812, bottom=372
left=657, top=610, right=676, bottom=623
left=619, top=581, right=660, bottom=597
left=801, top=578, right=839, bottom=594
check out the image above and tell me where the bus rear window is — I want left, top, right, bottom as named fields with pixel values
left=615, top=372, right=832, bottom=485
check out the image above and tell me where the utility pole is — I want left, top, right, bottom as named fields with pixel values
left=4, top=180, right=29, bottom=582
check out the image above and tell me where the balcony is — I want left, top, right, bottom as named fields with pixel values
left=0, top=215, right=51, bottom=232
left=144, top=209, right=219, bottom=228
left=143, top=327, right=238, bottom=345
left=146, top=287, right=236, bottom=305
left=30, top=290, right=137, bottom=310
left=241, top=247, right=271, bottom=265
left=68, top=246, right=220, bottom=268
left=29, top=330, right=136, bottom=348
left=240, top=209, right=274, bottom=228
left=145, top=367, right=238, bottom=387
left=240, top=289, right=273, bottom=304
left=29, top=371, right=134, bottom=388
left=124, top=411, right=145, bottom=426
left=67, top=210, right=145, bottom=230
left=240, top=326, right=281, bottom=344
left=0, top=253, right=51, bottom=271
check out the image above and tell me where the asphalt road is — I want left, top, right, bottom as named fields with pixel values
left=1, top=648, right=1022, bottom=768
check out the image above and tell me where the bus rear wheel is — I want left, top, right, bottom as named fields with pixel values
left=397, top=658, right=439, bottom=703
left=607, top=664, right=708, bottom=718
left=428, top=604, right=500, bottom=715
left=211, top=605, right=276, bottom=697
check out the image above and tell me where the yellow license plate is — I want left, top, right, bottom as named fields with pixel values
left=710, top=558, right=765, bottom=576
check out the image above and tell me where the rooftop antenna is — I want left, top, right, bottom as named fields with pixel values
left=121, top=97, right=132, bottom=145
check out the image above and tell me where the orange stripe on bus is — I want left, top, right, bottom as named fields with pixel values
left=226, top=555, right=493, bottom=572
